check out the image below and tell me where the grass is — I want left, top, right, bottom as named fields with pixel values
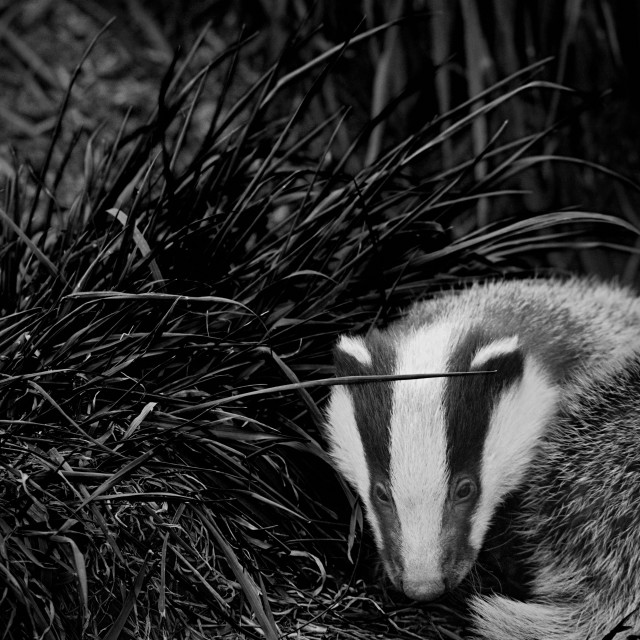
left=1, top=5, right=640, bottom=640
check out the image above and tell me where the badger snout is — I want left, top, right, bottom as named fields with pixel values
left=401, top=577, right=446, bottom=601
left=399, top=563, right=468, bottom=601
left=384, top=556, right=448, bottom=600
left=394, top=546, right=473, bottom=602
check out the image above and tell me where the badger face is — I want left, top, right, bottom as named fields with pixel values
left=324, top=324, right=559, bottom=601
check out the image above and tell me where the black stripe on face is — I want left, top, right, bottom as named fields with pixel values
left=334, top=330, right=400, bottom=582
left=333, top=330, right=396, bottom=479
left=444, top=329, right=524, bottom=477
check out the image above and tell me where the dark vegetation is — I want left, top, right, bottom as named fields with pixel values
left=1, top=1, right=639, bottom=638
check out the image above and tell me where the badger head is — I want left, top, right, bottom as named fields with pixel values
left=324, top=324, right=558, bottom=601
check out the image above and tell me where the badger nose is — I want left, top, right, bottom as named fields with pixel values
left=402, top=578, right=446, bottom=601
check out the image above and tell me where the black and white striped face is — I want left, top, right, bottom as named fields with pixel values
left=324, top=324, right=558, bottom=601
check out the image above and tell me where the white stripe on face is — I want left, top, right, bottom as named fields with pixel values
left=389, top=323, right=454, bottom=598
left=470, top=355, right=558, bottom=550
left=325, top=385, right=382, bottom=546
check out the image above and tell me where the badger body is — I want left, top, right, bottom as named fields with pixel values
left=324, top=277, right=640, bottom=640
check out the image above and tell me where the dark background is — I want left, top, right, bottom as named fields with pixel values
left=2, top=0, right=640, bottom=278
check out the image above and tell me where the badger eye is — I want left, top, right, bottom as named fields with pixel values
left=374, top=483, right=391, bottom=504
left=454, top=478, right=476, bottom=502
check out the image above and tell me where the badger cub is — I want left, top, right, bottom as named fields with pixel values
left=324, top=278, right=640, bottom=640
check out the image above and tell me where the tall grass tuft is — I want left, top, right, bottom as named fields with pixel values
left=0, top=21, right=637, bottom=640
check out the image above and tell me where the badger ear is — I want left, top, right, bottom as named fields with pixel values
left=470, top=336, right=520, bottom=369
left=333, top=335, right=372, bottom=376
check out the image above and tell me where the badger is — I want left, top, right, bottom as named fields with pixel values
left=324, top=277, right=640, bottom=640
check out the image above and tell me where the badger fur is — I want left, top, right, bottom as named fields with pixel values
left=324, top=277, right=640, bottom=640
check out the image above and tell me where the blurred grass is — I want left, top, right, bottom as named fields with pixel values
left=0, top=2, right=640, bottom=639
left=3, top=0, right=640, bottom=273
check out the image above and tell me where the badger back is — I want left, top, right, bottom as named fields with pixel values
left=324, top=319, right=559, bottom=601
